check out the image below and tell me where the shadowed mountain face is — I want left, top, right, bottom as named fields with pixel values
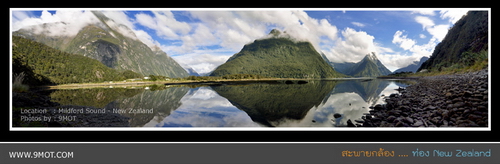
left=93, top=39, right=121, bottom=67
left=210, top=81, right=338, bottom=126
left=419, top=11, right=488, bottom=71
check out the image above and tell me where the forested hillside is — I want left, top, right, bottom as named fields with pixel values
left=13, top=11, right=190, bottom=78
left=12, top=36, right=142, bottom=85
left=418, top=11, right=488, bottom=72
left=210, top=30, right=344, bottom=78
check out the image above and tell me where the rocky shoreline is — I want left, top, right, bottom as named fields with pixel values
left=350, top=69, right=489, bottom=127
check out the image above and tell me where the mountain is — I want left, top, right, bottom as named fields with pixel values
left=333, top=52, right=391, bottom=77
left=211, top=81, right=338, bottom=126
left=12, top=36, right=142, bottom=85
left=210, top=29, right=344, bottom=78
left=418, top=11, right=488, bottom=71
left=185, top=67, right=201, bottom=76
left=13, top=11, right=189, bottom=78
left=331, top=62, right=356, bottom=74
left=393, top=56, right=429, bottom=73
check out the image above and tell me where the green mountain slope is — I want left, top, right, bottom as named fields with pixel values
left=347, top=57, right=381, bottom=77
left=210, top=30, right=344, bottom=78
left=12, top=36, right=142, bottom=85
left=13, top=11, right=189, bottom=78
left=211, top=81, right=338, bottom=126
left=418, top=11, right=488, bottom=71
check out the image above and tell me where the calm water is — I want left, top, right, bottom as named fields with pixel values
left=47, top=79, right=413, bottom=127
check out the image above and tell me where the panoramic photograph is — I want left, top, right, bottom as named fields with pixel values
left=10, top=8, right=489, bottom=129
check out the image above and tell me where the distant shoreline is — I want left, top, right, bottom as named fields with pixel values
left=40, top=76, right=424, bottom=90
left=41, top=78, right=311, bottom=90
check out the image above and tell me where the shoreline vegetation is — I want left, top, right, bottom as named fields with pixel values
left=42, top=76, right=314, bottom=90
left=40, top=65, right=486, bottom=90
left=12, top=69, right=489, bottom=127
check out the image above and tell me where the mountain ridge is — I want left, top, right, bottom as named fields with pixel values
left=331, top=52, right=391, bottom=77
left=13, top=11, right=189, bottom=78
left=393, top=56, right=429, bottom=73
left=12, top=36, right=142, bottom=85
left=418, top=11, right=488, bottom=72
left=210, top=29, right=344, bottom=78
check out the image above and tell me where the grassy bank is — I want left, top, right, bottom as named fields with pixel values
left=381, top=51, right=488, bottom=78
left=43, top=77, right=312, bottom=90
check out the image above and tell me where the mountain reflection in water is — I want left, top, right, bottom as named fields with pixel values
left=47, top=79, right=413, bottom=127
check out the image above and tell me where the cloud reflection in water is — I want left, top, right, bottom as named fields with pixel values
left=156, top=87, right=261, bottom=127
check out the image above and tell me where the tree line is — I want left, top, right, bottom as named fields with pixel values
left=12, top=36, right=142, bottom=86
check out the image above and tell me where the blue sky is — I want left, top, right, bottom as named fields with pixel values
left=11, top=8, right=475, bottom=73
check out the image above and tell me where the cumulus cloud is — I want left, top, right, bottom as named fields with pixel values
left=440, top=10, right=469, bottom=24
left=135, top=11, right=191, bottom=40
left=383, top=9, right=468, bottom=71
left=171, top=52, right=231, bottom=75
left=12, top=10, right=100, bottom=37
left=101, top=11, right=135, bottom=29
left=164, top=10, right=341, bottom=72
left=326, top=27, right=377, bottom=63
left=414, top=16, right=449, bottom=42
left=13, top=9, right=470, bottom=74
left=392, top=30, right=416, bottom=50
left=415, top=16, right=435, bottom=30
left=388, top=29, right=438, bottom=70
left=186, top=10, right=338, bottom=53
left=376, top=53, right=421, bottom=71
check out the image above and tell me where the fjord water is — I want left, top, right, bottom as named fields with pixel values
left=48, top=79, right=412, bottom=127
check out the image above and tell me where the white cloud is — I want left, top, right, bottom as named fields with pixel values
left=101, top=11, right=135, bottom=29
left=14, top=9, right=466, bottom=74
left=162, top=10, right=341, bottom=73
left=326, top=27, right=377, bottom=63
left=440, top=10, right=469, bottom=24
left=377, top=53, right=420, bottom=72
left=12, top=10, right=100, bottom=37
left=171, top=51, right=232, bottom=75
left=135, top=11, right=191, bottom=40
left=426, top=24, right=449, bottom=41
left=187, top=10, right=338, bottom=53
left=383, top=10, right=467, bottom=71
left=411, top=10, right=436, bottom=16
left=174, top=24, right=219, bottom=53
left=392, top=30, right=416, bottom=50
left=414, top=16, right=450, bottom=41
left=351, top=22, right=366, bottom=27
left=415, top=16, right=435, bottom=30
left=388, top=29, right=438, bottom=70
left=133, top=29, right=161, bottom=48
